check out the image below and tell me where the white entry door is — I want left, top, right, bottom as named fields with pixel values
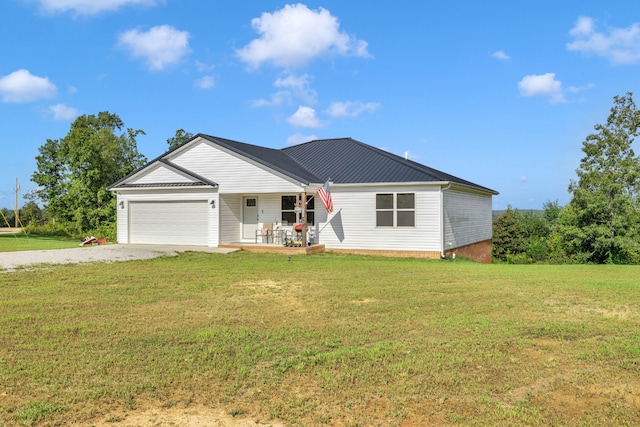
left=242, top=197, right=259, bottom=239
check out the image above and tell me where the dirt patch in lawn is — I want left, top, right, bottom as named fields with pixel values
left=88, top=405, right=285, bottom=427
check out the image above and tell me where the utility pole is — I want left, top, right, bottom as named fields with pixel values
left=15, top=178, right=20, bottom=228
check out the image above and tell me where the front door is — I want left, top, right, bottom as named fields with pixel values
left=242, top=197, right=259, bottom=239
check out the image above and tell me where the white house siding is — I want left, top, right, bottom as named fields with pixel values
left=116, top=194, right=128, bottom=243
left=219, top=194, right=241, bottom=243
left=130, top=164, right=193, bottom=184
left=169, top=140, right=303, bottom=194
left=443, top=188, right=493, bottom=250
left=115, top=188, right=218, bottom=245
left=316, top=185, right=442, bottom=252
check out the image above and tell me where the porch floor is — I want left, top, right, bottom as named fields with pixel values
left=219, top=243, right=325, bottom=255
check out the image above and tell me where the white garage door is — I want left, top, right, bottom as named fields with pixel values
left=129, top=201, right=209, bottom=245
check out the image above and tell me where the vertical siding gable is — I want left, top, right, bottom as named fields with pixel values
left=170, top=140, right=304, bottom=193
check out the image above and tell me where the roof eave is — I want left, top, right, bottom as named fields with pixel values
left=110, top=183, right=218, bottom=191
left=326, top=181, right=498, bottom=195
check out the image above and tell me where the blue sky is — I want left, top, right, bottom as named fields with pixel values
left=2, top=0, right=640, bottom=211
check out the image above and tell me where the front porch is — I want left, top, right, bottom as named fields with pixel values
left=219, top=192, right=321, bottom=251
left=219, top=242, right=325, bottom=255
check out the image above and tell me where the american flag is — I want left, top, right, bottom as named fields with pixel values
left=317, top=179, right=333, bottom=214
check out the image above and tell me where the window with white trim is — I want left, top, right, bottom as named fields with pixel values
left=376, top=193, right=415, bottom=227
left=282, top=195, right=314, bottom=225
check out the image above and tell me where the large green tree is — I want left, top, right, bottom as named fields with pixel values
left=492, top=203, right=560, bottom=264
left=560, top=93, right=640, bottom=263
left=31, top=112, right=147, bottom=235
left=166, top=129, right=194, bottom=151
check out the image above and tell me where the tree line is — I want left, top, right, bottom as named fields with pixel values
left=0, top=202, right=43, bottom=228
left=493, top=93, right=640, bottom=264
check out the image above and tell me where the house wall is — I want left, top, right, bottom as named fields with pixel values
left=116, top=193, right=127, bottom=244
left=443, top=188, right=493, bottom=251
left=169, top=140, right=303, bottom=194
left=315, top=185, right=443, bottom=252
left=219, top=194, right=241, bottom=243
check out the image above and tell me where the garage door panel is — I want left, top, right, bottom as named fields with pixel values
left=129, top=201, right=208, bottom=245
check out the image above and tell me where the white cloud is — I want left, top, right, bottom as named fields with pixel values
left=274, top=73, right=317, bottom=104
left=252, top=72, right=317, bottom=107
left=48, top=103, right=79, bottom=120
left=0, top=69, right=57, bottom=103
left=567, top=16, right=640, bottom=64
left=566, top=83, right=595, bottom=93
left=252, top=91, right=291, bottom=108
left=117, top=25, right=191, bottom=71
left=34, top=0, right=157, bottom=16
left=286, top=106, right=324, bottom=128
left=518, top=73, right=566, bottom=104
left=520, top=176, right=528, bottom=182
left=194, top=75, right=214, bottom=89
left=325, top=101, right=380, bottom=118
left=492, top=50, right=511, bottom=60
left=569, top=16, right=594, bottom=37
left=286, top=132, right=317, bottom=146
left=236, top=4, right=371, bottom=69
left=194, top=60, right=215, bottom=73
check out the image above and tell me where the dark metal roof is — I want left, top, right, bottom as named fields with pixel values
left=282, top=137, right=497, bottom=192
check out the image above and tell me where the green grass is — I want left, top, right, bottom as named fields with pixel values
left=0, top=233, right=79, bottom=252
left=1, top=252, right=640, bottom=425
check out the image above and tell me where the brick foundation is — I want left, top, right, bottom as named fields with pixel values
left=444, top=239, right=493, bottom=264
left=329, top=241, right=492, bottom=264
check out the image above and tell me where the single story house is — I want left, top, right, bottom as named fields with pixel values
left=108, top=134, right=498, bottom=263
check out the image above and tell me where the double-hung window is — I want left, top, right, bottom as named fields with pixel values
left=376, top=193, right=415, bottom=227
left=281, top=195, right=315, bottom=225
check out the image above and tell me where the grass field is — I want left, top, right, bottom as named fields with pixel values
left=0, top=233, right=79, bottom=252
left=1, top=251, right=639, bottom=426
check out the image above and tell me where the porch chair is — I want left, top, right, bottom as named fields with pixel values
left=255, top=222, right=273, bottom=243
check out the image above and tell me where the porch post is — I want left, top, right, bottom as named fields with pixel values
left=301, top=192, right=308, bottom=247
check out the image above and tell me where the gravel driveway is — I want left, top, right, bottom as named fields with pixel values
left=0, top=244, right=236, bottom=272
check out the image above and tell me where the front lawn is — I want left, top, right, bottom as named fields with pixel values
left=1, top=252, right=639, bottom=425
left=0, top=233, right=80, bottom=252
